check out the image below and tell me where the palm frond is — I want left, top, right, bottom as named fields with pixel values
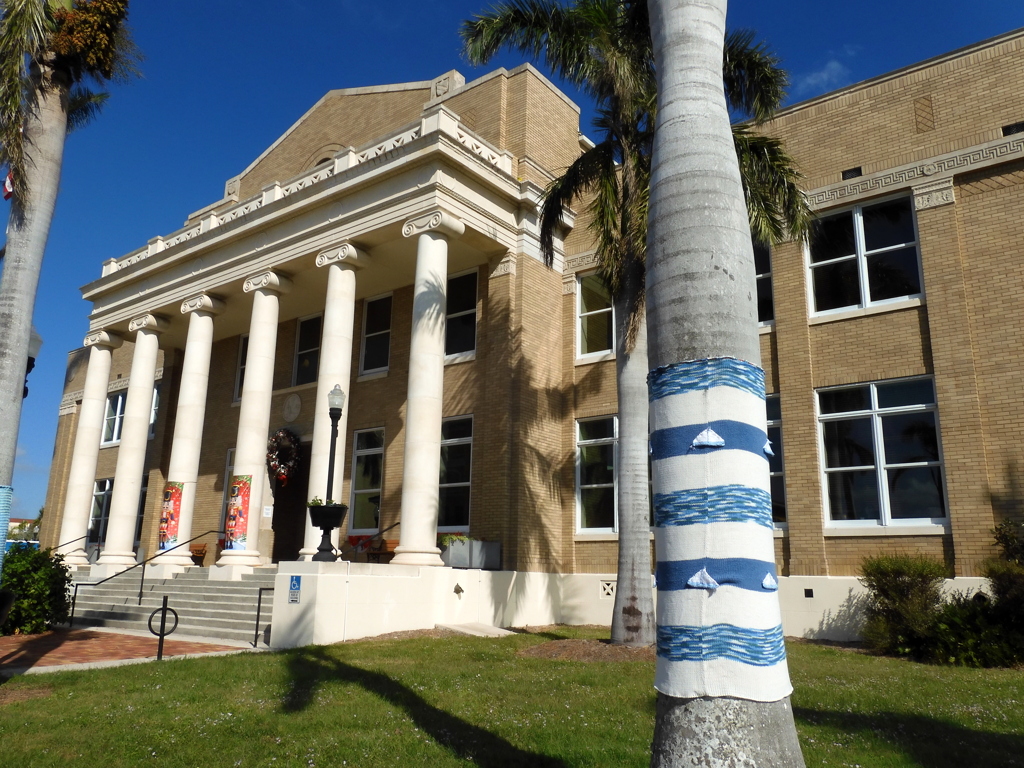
left=733, top=125, right=811, bottom=245
left=65, top=84, right=107, bottom=133
left=723, top=29, right=787, bottom=124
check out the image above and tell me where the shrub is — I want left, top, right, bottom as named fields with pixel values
left=0, top=544, right=72, bottom=635
left=984, top=558, right=1024, bottom=634
left=930, top=592, right=1019, bottom=667
left=860, top=554, right=947, bottom=659
left=992, top=520, right=1024, bottom=565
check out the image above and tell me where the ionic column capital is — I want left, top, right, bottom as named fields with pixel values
left=402, top=209, right=465, bottom=240
left=243, top=270, right=292, bottom=295
left=316, top=243, right=368, bottom=269
left=128, top=314, right=170, bottom=334
left=83, top=330, right=123, bottom=349
left=181, top=294, right=226, bottom=315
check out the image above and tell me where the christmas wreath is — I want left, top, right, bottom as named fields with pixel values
left=267, top=428, right=301, bottom=486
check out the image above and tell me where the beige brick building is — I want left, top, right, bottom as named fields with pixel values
left=40, top=30, right=1024, bottom=588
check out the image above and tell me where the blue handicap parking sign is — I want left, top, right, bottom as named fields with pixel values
left=289, top=575, right=301, bottom=591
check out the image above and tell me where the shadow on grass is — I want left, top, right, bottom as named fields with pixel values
left=282, top=645, right=567, bottom=767
left=794, top=707, right=1024, bottom=767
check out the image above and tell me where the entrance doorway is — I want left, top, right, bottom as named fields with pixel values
left=271, top=443, right=311, bottom=562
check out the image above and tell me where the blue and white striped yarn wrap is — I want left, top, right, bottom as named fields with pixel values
left=0, top=485, right=12, bottom=576
left=650, top=358, right=792, bottom=702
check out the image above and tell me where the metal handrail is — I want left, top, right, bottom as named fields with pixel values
left=55, top=534, right=88, bottom=551
left=252, top=586, right=274, bottom=647
left=337, top=521, right=401, bottom=558
left=68, top=529, right=224, bottom=628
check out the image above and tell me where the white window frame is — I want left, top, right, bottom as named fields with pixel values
left=349, top=428, right=385, bottom=534
left=292, top=313, right=323, bottom=387
left=766, top=394, right=787, bottom=528
left=359, top=293, right=393, bottom=376
left=234, top=334, right=248, bottom=402
left=807, top=194, right=923, bottom=317
left=88, top=478, right=114, bottom=545
left=437, top=416, right=473, bottom=533
left=576, top=415, right=618, bottom=533
left=576, top=272, right=615, bottom=360
left=444, top=269, right=478, bottom=363
left=754, top=242, right=774, bottom=326
left=818, top=377, right=947, bottom=529
left=148, top=386, right=160, bottom=440
left=101, top=391, right=127, bottom=446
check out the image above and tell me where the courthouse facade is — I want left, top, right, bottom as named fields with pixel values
left=41, top=29, right=1024, bottom=584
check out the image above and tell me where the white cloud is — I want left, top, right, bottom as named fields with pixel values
left=794, top=60, right=852, bottom=98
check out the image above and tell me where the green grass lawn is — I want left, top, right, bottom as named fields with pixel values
left=0, top=628, right=1020, bottom=767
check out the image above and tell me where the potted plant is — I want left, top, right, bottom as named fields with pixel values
left=307, top=497, right=348, bottom=562
left=440, top=533, right=500, bottom=570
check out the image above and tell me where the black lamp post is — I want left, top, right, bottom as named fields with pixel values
left=310, top=385, right=347, bottom=562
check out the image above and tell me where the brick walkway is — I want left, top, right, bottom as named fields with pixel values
left=0, top=629, right=241, bottom=674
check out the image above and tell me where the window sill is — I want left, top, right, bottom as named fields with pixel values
left=759, top=323, right=775, bottom=335
left=773, top=526, right=788, bottom=538
left=809, top=297, right=923, bottom=326
left=356, top=371, right=388, bottom=383
left=575, top=351, right=615, bottom=366
left=444, top=352, right=476, bottom=366
left=824, top=524, right=949, bottom=537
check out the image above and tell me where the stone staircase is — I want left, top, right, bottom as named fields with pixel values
left=69, top=567, right=279, bottom=645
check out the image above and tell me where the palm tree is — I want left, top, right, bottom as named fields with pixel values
left=645, top=0, right=804, bottom=764
left=0, top=0, right=138, bottom=576
left=462, top=0, right=808, bottom=647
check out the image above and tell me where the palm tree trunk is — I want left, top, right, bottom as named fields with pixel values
left=611, top=268, right=656, bottom=646
left=645, top=1, right=803, bottom=764
left=0, top=64, right=69, bottom=573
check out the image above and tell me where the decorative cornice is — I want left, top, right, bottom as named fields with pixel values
left=402, top=209, right=465, bottom=240
left=316, top=243, right=368, bottom=269
left=60, top=366, right=165, bottom=412
left=128, top=314, right=170, bottom=334
left=83, top=330, right=123, bottom=349
left=912, top=177, right=956, bottom=211
left=562, top=274, right=577, bottom=295
left=564, top=251, right=600, bottom=274
left=180, top=294, right=226, bottom=315
left=806, top=134, right=1024, bottom=210
left=242, top=271, right=292, bottom=294
left=489, top=252, right=517, bottom=279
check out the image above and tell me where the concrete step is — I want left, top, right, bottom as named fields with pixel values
left=72, top=614, right=265, bottom=644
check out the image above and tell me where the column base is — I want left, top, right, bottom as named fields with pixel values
left=298, top=547, right=317, bottom=562
left=391, top=546, right=444, bottom=567
left=215, top=548, right=262, bottom=567
left=96, top=550, right=138, bottom=567
left=209, top=564, right=254, bottom=581
left=88, top=562, right=136, bottom=580
left=144, top=563, right=187, bottom=580
left=60, top=549, right=91, bottom=568
left=150, top=552, right=197, bottom=567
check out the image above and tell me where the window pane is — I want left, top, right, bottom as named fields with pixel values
left=447, top=274, right=477, bottom=315
left=819, top=387, right=870, bottom=414
left=823, top=418, right=875, bottom=468
left=827, top=470, right=881, bottom=520
left=866, top=247, right=921, bottom=301
left=362, top=334, right=390, bottom=371
left=438, top=486, right=471, bottom=527
left=442, top=418, right=472, bottom=440
left=756, top=275, right=774, bottom=323
left=770, top=475, right=787, bottom=523
left=295, top=349, right=319, bottom=386
left=877, top=379, right=935, bottom=408
left=354, top=454, right=382, bottom=491
left=881, top=412, right=940, bottom=463
left=445, top=313, right=476, bottom=355
left=813, top=259, right=860, bottom=311
left=765, top=396, right=782, bottom=422
left=298, top=317, right=322, bottom=351
left=581, top=312, right=613, bottom=354
left=888, top=467, right=945, bottom=519
left=355, top=429, right=384, bottom=451
left=365, top=297, right=392, bottom=335
left=440, top=444, right=472, bottom=485
left=581, top=486, right=615, bottom=529
left=579, top=275, right=611, bottom=313
left=753, top=242, right=771, bottom=275
left=810, top=213, right=856, bottom=263
left=580, top=444, right=614, bottom=484
left=863, top=198, right=915, bottom=251
left=579, top=419, right=614, bottom=441
left=767, top=426, right=784, bottom=474
left=352, top=493, right=380, bottom=529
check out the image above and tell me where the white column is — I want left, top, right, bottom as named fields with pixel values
left=97, top=314, right=168, bottom=568
left=300, top=245, right=363, bottom=559
left=56, top=330, right=122, bottom=567
left=217, top=271, right=291, bottom=567
left=392, top=210, right=464, bottom=567
left=154, top=294, right=225, bottom=566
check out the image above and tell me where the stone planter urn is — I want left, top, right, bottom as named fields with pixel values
left=308, top=503, right=347, bottom=562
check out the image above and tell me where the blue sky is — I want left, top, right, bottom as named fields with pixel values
left=6, top=0, right=1023, bottom=521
